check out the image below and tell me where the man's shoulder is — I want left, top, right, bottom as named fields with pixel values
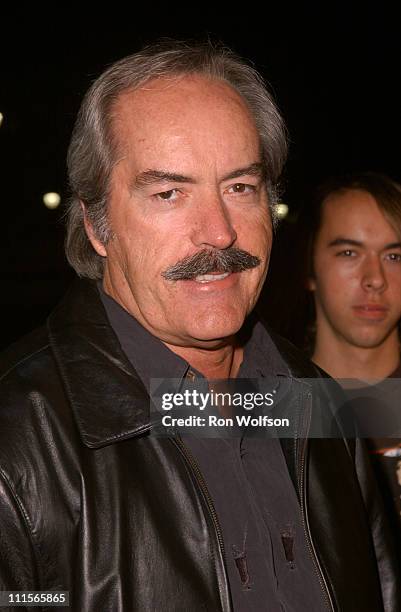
left=0, top=323, right=80, bottom=530
left=0, top=324, right=65, bottom=441
left=0, top=325, right=52, bottom=383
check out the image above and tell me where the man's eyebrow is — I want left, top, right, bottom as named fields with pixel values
left=328, top=237, right=401, bottom=249
left=131, top=162, right=265, bottom=191
left=328, top=238, right=363, bottom=248
left=132, top=170, right=196, bottom=190
left=384, top=242, right=401, bottom=249
left=221, top=162, right=266, bottom=182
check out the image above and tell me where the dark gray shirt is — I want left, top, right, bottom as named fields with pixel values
left=99, top=287, right=327, bottom=611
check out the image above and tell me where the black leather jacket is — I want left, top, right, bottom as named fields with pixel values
left=0, top=280, right=399, bottom=611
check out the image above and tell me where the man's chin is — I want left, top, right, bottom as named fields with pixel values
left=182, top=318, right=245, bottom=347
left=184, top=335, right=236, bottom=350
left=346, top=329, right=395, bottom=350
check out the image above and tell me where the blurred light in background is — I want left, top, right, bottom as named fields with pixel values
left=43, top=192, right=61, bottom=209
left=274, top=203, right=289, bottom=219
left=0, top=112, right=3, bottom=127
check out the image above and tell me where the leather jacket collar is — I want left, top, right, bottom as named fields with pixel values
left=47, top=280, right=151, bottom=448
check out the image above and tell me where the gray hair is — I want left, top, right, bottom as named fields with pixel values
left=65, top=40, right=288, bottom=279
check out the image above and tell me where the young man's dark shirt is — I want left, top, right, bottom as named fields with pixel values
left=344, top=364, right=401, bottom=550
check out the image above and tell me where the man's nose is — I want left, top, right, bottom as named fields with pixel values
left=191, top=193, right=237, bottom=249
left=361, top=255, right=387, bottom=292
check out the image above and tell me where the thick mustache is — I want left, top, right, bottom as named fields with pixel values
left=162, top=248, right=261, bottom=281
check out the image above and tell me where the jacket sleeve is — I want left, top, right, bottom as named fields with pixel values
left=354, top=437, right=401, bottom=612
left=0, top=468, right=41, bottom=611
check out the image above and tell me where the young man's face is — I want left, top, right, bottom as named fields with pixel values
left=309, top=189, right=401, bottom=350
left=86, top=75, right=272, bottom=349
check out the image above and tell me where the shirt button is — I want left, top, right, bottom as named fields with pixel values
left=186, top=370, right=196, bottom=381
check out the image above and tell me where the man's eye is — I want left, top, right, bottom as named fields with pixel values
left=228, top=183, right=256, bottom=194
left=337, top=249, right=356, bottom=257
left=155, top=189, right=180, bottom=201
left=386, top=253, right=401, bottom=262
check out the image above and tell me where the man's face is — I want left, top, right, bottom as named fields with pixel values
left=88, top=75, right=272, bottom=348
left=309, top=189, right=401, bottom=350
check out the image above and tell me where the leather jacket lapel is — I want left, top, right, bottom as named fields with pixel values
left=47, top=280, right=150, bottom=448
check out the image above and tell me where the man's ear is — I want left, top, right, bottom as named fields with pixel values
left=81, top=202, right=107, bottom=257
left=306, top=276, right=316, bottom=291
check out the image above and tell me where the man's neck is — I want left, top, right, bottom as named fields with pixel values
left=164, top=340, right=244, bottom=380
left=313, top=334, right=400, bottom=381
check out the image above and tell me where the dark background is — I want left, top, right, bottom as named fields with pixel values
left=1, top=5, right=400, bottom=349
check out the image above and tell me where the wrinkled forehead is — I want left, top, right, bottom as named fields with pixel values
left=109, top=74, right=262, bottom=156
left=112, top=73, right=254, bottom=117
